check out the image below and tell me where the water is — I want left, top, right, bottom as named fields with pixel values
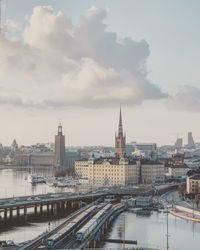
left=0, top=167, right=200, bottom=249
left=0, top=166, right=81, bottom=199
left=101, top=211, right=200, bottom=250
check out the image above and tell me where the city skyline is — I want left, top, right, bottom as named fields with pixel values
left=1, top=0, right=200, bottom=146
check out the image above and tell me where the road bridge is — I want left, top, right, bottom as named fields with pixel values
left=0, top=192, right=105, bottom=222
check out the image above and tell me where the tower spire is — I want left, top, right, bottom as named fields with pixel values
left=115, top=106, right=126, bottom=158
left=118, top=105, right=123, bottom=136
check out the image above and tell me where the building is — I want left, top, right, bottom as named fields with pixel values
left=140, top=160, right=165, bottom=184
left=75, top=159, right=89, bottom=178
left=87, top=157, right=139, bottom=187
left=13, top=123, right=80, bottom=167
left=187, top=132, right=195, bottom=148
left=186, top=169, right=200, bottom=194
left=54, top=122, right=65, bottom=167
left=131, top=142, right=157, bottom=160
left=115, top=107, right=126, bottom=158
left=186, top=175, right=200, bottom=194
left=175, top=138, right=183, bottom=149
left=168, top=164, right=189, bottom=178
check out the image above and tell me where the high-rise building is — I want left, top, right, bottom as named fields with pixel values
left=188, top=132, right=195, bottom=148
left=115, top=107, right=126, bottom=158
left=54, top=122, right=65, bottom=167
left=175, top=138, right=183, bottom=149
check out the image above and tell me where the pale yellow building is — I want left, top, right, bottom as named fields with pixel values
left=186, top=174, right=200, bottom=194
left=87, top=157, right=139, bottom=187
left=75, top=159, right=88, bottom=179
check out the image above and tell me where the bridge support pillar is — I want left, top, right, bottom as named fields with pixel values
left=34, top=205, right=37, bottom=215
left=51, top=203, right=54, bottom=213
left=24, top=206, right=27, bottom=221
left=17, top=207, right=20, bottom=217
left=47, top=204, right=50, bottom=212
left=54, top=203, right=57, bottom=216
left=10, top=208, right=13, bottom=219
left=40, top=204, right=43, bottom=214
left=4, top=208, right=7, bottom=220
left=79, top=200, right=82, bottom=208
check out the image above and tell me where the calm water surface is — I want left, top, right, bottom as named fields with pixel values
left=102, top=211, right=200, bottom=250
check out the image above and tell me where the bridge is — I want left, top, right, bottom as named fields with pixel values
left=19, top=201, right=127, bottom=249
left=0, top=184, right=178, bottom=222
left=0, top=192, right=105, bottom=221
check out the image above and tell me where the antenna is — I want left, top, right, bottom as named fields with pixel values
left=0, top=0, right=2, bottom=34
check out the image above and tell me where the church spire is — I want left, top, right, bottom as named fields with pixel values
left=118, top=105, right=123, bottom=136
left=115, top=106, right=126, bottom=158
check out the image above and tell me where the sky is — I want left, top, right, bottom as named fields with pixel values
left=0, top=0, right=200, bottom=147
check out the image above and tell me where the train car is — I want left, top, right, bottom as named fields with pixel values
left=76, top=203, right=112, bottom=242
left=44, top=205, right=97, bottom=248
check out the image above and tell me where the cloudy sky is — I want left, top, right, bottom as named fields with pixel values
left=0, top=0, right=200, bottom=147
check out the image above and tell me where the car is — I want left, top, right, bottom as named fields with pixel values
left=27, top=197, right=33, bottom=201
left=9, top=200, right=16, bottom=204
left=35, top=197, right=41, bottom=201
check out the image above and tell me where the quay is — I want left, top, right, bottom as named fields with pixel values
left=104, top=238, right=137, bottom=244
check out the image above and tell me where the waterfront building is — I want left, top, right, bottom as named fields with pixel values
left=54, top=122, right=65, bottom=167
left=13, top=123, right=80, bottom=167
left=186, top=175, right=200, bottom=194
left=186, top=169, right=200, bottom=194
left=115, top=107, right=126, bottom=158
left=140, top=160, right=165, bottom=184
left=75, top=159, right=89, bottom=178
left=87, top=156, right=139, bottom=186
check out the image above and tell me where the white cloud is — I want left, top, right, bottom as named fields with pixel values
left=169, top=85, right=200, bottom=112
left=0, top=5, right=167, bottom=109
left=5, top=19, right=22, bottom=33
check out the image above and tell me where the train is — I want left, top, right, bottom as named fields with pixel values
left=76, top=203, right=113, bottom=242
left=44, top=205, right=97, bottom=248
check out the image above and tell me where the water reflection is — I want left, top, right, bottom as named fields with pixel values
left=101, top=211, right=200, bottom=250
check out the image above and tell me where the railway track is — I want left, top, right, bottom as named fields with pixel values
left=19, top=204, right=94, bottom=250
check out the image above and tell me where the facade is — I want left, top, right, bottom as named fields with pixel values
left=54, top=123, right=65, bottom=167
left=186, top=174, right=200, bottom=194
left=75, top=159, right=89, bottom=178
left=13, top=123, right=80, bottom=167
left=141, top=161, right=165, bottom=184
left=187, top=132, right=195, bottom=148
left=175, top=138, right=183, bottom=149
left=115, top=107, right=126, bottom=158
left=168, top=164, right=189, bottom=178
left=87, top=157, right=139, bottom=187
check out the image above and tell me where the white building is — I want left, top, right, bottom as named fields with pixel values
left=168, top=164, right=189, bottom=178
left=141, top=161, right=165, bottom=184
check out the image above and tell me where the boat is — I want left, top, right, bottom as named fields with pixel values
left=27, top=174, right=45, bottom=184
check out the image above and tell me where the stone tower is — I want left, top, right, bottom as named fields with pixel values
left=115, top=107, right=126, bottom=158
left=54, top=122, right=65, bottom=167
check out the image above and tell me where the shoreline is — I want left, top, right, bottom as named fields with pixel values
left=170, top=209, right=200, bottom=223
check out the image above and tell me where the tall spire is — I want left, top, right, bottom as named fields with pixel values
left=115, top=106, right=126, bottom=158
left=118, top=105, right=123, bottom=136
